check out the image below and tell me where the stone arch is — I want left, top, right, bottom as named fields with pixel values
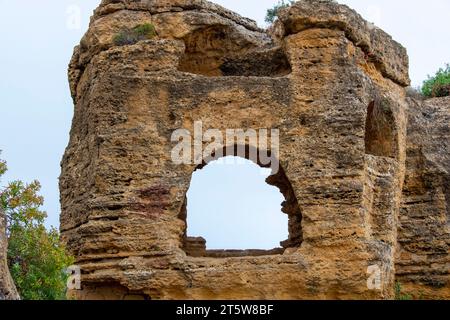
left=364, top=96, right=399, bottom=159
left=61, top=0, right=414, bottom=300
left=180, top=144, right=303, bottom=257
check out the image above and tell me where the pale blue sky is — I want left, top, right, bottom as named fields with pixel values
left=187, top=157, right=287, bottom=249
left=0, top=1, right=449, bottom=249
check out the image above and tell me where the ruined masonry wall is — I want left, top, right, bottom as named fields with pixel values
left=60, top=0, right=448, bottom=299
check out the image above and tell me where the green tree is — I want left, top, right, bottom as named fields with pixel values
left=265, top=0, right=295, bottom=24
left=0, top=153, right=73, bottom=300
left=421, top=64, right=450, bottom=98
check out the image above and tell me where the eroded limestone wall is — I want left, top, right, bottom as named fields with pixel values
left=61, top=0, right=416, bottom=300
left=396, top=97, right=450, bottom=299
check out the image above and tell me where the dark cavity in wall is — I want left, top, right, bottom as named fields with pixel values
left=178, top=25, right=291, bottom=77
left=365, top=97, right=398, bottom=159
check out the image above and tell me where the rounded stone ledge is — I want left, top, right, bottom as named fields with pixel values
left=95, top=0, right=262, bottom=32
left=69, top=3, right=274, bottom=100
left=276, top=0, right=410, bottom=87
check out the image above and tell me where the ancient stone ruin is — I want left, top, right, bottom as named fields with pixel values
left=60, top=0, right=449, bottom=299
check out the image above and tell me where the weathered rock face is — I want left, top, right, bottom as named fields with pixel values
left=396, top=97, right=450, bottom=299
left=60, top=0, right=448, bottom=299
left=0, top=209, right=20, bottom=300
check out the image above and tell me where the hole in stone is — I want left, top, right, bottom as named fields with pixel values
left=364, top=97, right=398, bottom=158
left=181, top=155, right=302, bottom=258
left=219, top=48, right=292, bottom=77
left=177, top=26, right=291, bottom=77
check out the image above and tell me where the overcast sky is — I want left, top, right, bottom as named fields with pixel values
left=0, top=1, right=449, bottom=249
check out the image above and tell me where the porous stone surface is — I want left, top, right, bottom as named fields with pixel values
left=396, top=97, right=450, bottom=299
left=0, top=209, right=20, bottom=300
left=60, top=0, right=448, bottom=299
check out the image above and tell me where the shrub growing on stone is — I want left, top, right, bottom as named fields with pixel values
left=265, top=0, right=295, bottom=24
left=421, top=64, right=450, bottom=98
left=394, top=282, right=413, bottom=300
left=113, top=23, right=157, bottom=46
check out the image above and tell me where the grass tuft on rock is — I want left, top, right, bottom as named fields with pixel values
left=113, top=23, right=156, bottom=46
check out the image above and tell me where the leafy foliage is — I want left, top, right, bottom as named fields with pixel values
left=265, top=0, right=295, bottom=24
left=1, top=180, right=46, bottom=232
left=113, top=23, right=157, bottom=46
left=394, top=282, right=413, bottom=300
left=0, top=158, right=6, bottom=177
left=421, top=64, right=450, bottom=98
left=0, top=152, right=74, bottom=300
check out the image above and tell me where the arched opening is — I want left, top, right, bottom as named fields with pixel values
left=180, top=154, right=303, bottom=258
left=365, top=97, right=398, bottom=158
